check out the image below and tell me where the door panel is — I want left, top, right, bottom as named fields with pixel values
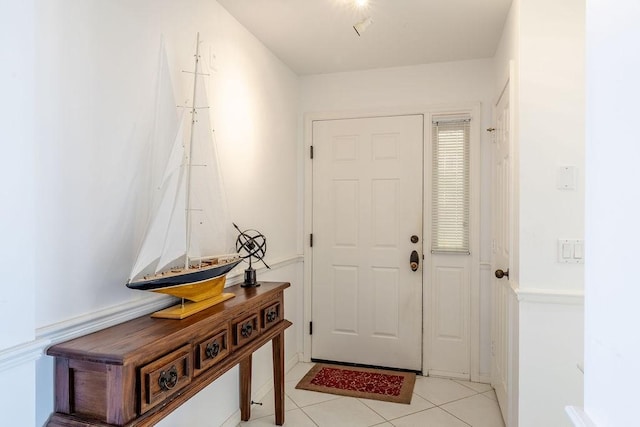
left=428, top=255, right=470, bottom=376
left=311, top=115, right=423, bottom=371
left=492, top=82, right=511, bottom=423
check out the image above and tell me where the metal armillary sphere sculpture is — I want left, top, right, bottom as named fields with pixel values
left=233, top=223, right=270, bottom=287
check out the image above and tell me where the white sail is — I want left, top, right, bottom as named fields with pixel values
left=156, top=162, right=188, bottom=272
left=186, top=73, right=234, bottom=259
left=130, top=114, right=186, bottom=279
left=148, top=36, right=180, bottom=214
left=161, top=111, right=186, bottom=187
left=129, top=33, right=236, bottom=282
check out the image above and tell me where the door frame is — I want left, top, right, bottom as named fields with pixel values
left=303, top=104, right=482, bottom=379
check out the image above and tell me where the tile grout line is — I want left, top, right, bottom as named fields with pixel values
left=438, top=405, right=474, bottom=427
left=436, top=390, right=504, bottom=427
left=358, top=395, right=440, bottom=423
left=298, top=405, right=321, bottom=427
left=356, top=398, right=392, bottom=422
left=479, top=390, right=498, bottom=401
left=286, top=393, right=343, bottom=410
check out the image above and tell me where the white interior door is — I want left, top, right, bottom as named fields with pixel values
left=311, top=115, right=423, bottom=371
left=492, top=83, right=511, bottom=423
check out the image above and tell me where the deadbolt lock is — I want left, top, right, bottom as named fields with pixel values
left=410, top=250, right=420, bottom=271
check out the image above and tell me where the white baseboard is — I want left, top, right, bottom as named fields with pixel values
left=287, top=352, right=303, bottom=373
left=472, top=373, right=492, bottom=384
left=566, top=406, right=597, bottom=427
left=252, top=352, right=301, bottom=401
left=220, top=410, right=241, bottom=427
left=427, top=370, right=472, bottom=380
left=429, top=370, right=492, bottom=386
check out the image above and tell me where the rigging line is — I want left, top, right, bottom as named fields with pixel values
left=184, top=32, right=202, bottom=269
left=181, top=70, right=211, bottom=76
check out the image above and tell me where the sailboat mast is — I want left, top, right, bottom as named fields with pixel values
left=184, top=32, right=201, bottom=269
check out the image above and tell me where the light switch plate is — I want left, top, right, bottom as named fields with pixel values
left=557, top=166, right=577, bottom=190
left=558, top=239, right=584, bottom=264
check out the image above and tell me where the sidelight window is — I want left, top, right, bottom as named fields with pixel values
left=431, top=117, right=470, bottom=254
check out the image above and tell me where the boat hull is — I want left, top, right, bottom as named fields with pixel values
left=152, top=275, right=226, bottom=302
left=126, top=258, right=242, bottom=292
left=127, top=258, right=243, bottom=319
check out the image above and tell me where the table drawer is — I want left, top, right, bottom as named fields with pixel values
left=139, top=344, right=192, bottom=414
left=261, top=300, right=281, bottom=331
left=233, top=313, right=260, bottom=348
left=194, top=328, right=229, bottom=375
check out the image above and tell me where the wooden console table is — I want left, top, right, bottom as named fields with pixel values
left=46, top=281, right=291, bottom=427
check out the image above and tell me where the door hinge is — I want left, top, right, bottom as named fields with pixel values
left=310, top=233, right=313, bottom=247
left=310, top=145, right=314, bottom=159
left=309, top=321, right=313, bottom=335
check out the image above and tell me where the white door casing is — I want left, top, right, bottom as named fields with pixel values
left=426, top=114, right=475, bottom=380
left=492, top=80, right=512, bottom=424
left=311, top=115, right=423, bottom=371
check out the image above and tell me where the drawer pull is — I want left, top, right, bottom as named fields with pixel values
left=158, top=366, right=178, bottom=391
left=241, top=323, right=253, bottom=338
left=266, top=309, right=278, bottom=323
left=205, top=341, right=221, bottom=359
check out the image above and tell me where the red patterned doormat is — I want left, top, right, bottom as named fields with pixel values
left=295, top=363, right=416, bottom=404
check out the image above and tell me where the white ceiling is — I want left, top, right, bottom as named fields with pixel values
left=217, top=0, right=513, bottom=75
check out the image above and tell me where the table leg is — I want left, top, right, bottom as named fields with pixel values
left=272, top=331, right=285, bottom=426
left=239, top=354, right=252, bottom=421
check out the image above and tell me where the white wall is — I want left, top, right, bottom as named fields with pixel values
left=518, top=0, right=585, bottom=293
left=493, top=0, right=519, bottom=95
left=584, top=0, right=640, bottom=425
left=494, top=0, right=586, bottom=425
left=518, top=298, right=584, bottom=427
left=301, top=59, right=495, bottom=378
left=495, top=0, right=585, bottom=289
left=34, top=0, right=299, bottom=327
left=0, top=0, right=37, bottom=424
left=0, top=0, right=301, bottom=426
left=518, top=0, right=585, bottom=424
left=0, top=0, right=36, bottom=351
left=301, top=60, right=494, bottom=119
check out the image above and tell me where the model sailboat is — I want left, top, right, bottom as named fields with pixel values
left=127, top=34, right=241, bottom=319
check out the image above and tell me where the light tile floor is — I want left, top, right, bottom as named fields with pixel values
left=239, top=363, right=505, bottom=427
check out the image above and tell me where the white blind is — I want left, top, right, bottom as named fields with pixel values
left=432, top=118, right=470, bottom=254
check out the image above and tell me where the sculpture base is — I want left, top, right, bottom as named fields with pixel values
left=242, top=267, right=260, bottom=288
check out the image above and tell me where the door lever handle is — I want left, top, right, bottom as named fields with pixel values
left=495, top=268, right=509, bottom=279
left=410, top=250, right=420, bottom=271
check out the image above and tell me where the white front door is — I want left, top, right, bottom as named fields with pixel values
left=311, top=115, right=423, bottom=371
left=491, top=82, right=511, bottom=423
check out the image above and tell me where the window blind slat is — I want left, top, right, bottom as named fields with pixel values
left=432, top=119, right=470, bottom=254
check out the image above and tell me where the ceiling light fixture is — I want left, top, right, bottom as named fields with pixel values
left=355, top=0, right=369, bottom=7
left=353, top=17, right=373, bottom=36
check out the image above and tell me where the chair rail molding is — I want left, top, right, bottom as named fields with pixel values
left=0, top=339, right=48, bottom=372
left=0, top=255, right=303, bottom=372
left=516, top=288, right=584, bottom=305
